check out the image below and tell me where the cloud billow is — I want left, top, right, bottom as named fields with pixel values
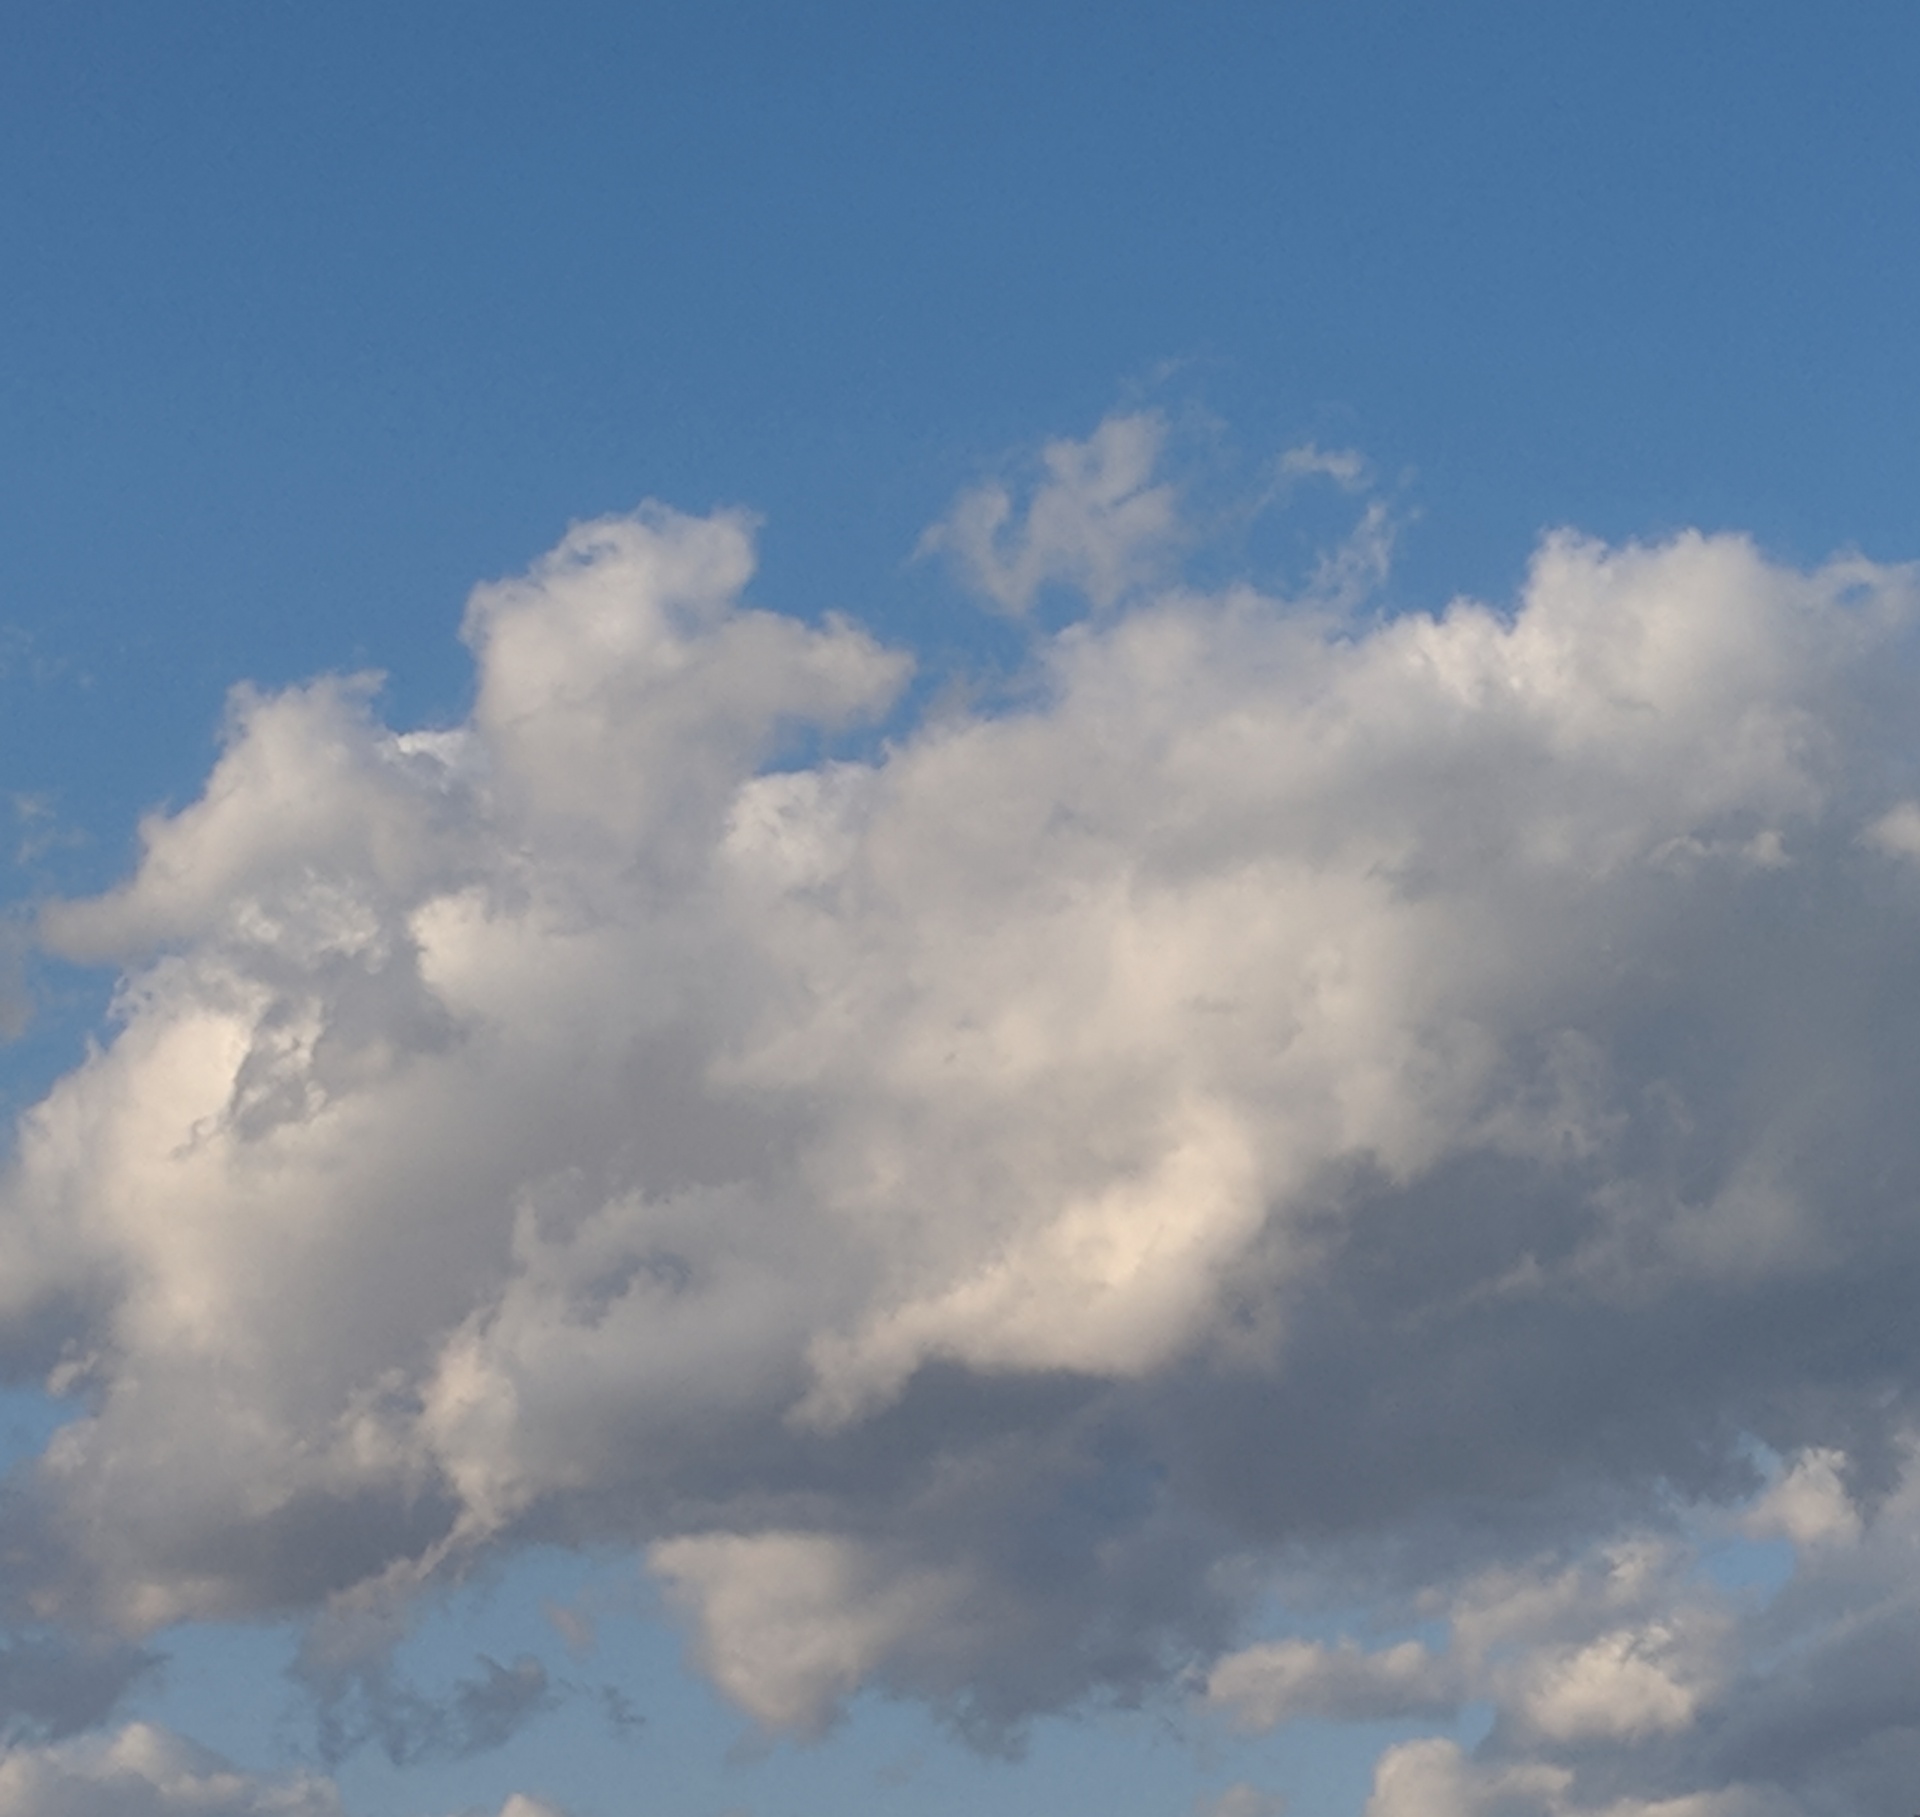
left=5, top=423, right=1920, bottom=1809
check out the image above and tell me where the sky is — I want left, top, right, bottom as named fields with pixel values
left=4, top=4, right=1920, bottom=1815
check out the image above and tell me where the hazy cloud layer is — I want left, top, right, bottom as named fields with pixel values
left=6, top=421, right=1920, bottom=1805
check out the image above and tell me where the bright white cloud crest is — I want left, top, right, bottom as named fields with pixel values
left=7, top=421, right=1920, bottom=1809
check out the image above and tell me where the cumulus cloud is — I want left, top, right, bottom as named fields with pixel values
left=1208, top=1636, right=1460, bottom=1728
left=1209, top=1537, right=1728, bottom=1746
left=651, top=1532, right=964, bottom=1735
left=1207, top=1442, right=1920, bottom=1808
left=7, top=418, right=1920, bottom=1805
left=1863, top=798, right=1920, bottom=859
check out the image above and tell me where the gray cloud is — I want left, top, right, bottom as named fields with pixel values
left=298, top=1652, right=557, bottom=1769
left=0, top=1634, right=157, bottom=1745
left=5, top=422, right=1920, bottom=1805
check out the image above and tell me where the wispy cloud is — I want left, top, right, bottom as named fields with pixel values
left=916, top=411, right=1178, bottom=612
left=1275, top=441, right=1371, bottom=492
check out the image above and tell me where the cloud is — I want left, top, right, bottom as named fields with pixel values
left=1360, top=1734, right=1813, bottom=1817
left=1210, top=1451, right=1920, bottom=1810
left=1276, top=442, right=1370, bottom=491
left=650, top=1532, right=964, bottom=1735
left=0, top=920, right=26, bottom=1043
left=0, top=1723, right=566, bottom=1817
left=297, top=1651, right=557, bottom=1768
left=1862, top=798, right=1920, bottom=859
left=916, top=412, right=1177, bottom=612
left=7, top=423, right=1920, bottom=1804
left=0, top=1634, right=157, bottom=1745
left=1208, top=1637, right=1460, bottom=1728
left=1738, top=1447, right=1858, bottom=1550
left=0, top=1723, right=343, bottom=1817
left=1208, top=1538, right=1728, bottom=1744
left=1196, top=1785, right=1287, bottom=1817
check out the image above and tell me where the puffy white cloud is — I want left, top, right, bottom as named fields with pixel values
left=1209, top=1539, right=1728, bottom=1746
left=650, top=1532, right=964, bottom=1734
left=1512, top=1623, right=1710, bottom=1745
left=1461, top=1544, right=1731, bottom=1745
left=8, top=419, right=1920, bottom=1804
left=1862, top=799, right=1920, bottom=859
left=1740, top=1447, right=1859, bottom=1550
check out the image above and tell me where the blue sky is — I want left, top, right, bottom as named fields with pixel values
left=5, top=6, right=1920, bottom=1816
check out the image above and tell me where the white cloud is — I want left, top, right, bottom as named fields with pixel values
left=1365, top=1738, right=1568, bottom=1817
left=1739, top=1447, right=1859, bottom=1549
left=916, top=411, right=1177, bottom=612
left=6, top=437, right=1920, bottom=1804
left=650, top=1532, right=964, bottom=1734
left=1454, top=1544, right=1731, bottom=1745
left=1514, top=1622, right=1711, bottom=1743
left=1210, top=1540, right=1728, bottom=1749
left=1863, top=798, right=1920, bottom=858
left=1208, top=1637, right=1458, bottom=1728
left=1362, top=1737, right=1794, bottom=1817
